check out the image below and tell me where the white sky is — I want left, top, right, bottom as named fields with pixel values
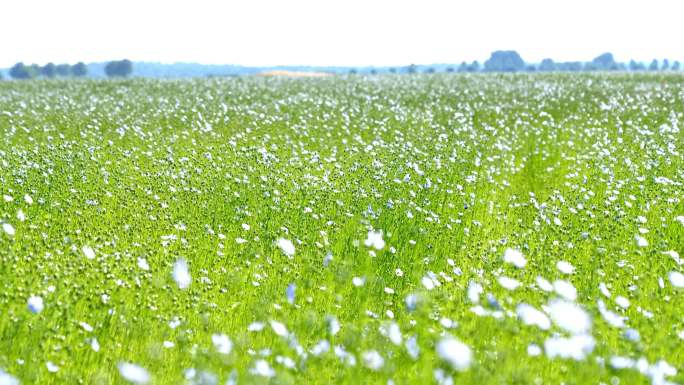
left=1, top=0, right=682, bottom=67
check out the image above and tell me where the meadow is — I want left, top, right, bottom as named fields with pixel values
left=0, top=73, right=683, bottom=385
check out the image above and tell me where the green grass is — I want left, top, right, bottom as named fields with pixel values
left=0, top=73, right=683, bottom=385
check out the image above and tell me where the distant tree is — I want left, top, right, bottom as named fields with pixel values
left=369, top=69, right=377, bottom=75
left=661, top=59, right=669, bottom=70
left=348, top=68, right=357, bottom=75
left=629, top=60, right=641, bottom=71
left=672, top=61, right=681, bottom=71
left=29, top=64, right=41, bottom=77
left=389, top=68, right=396, bottom=74
left=72, top=62, right=88, bottom=77
left=425, top=67, right=435, bottom=74
left=457, top=61, right=468, bottom=72
left=484, top=50, right=525, bottom=72
left=9, top=62, right=32, bottom=79
left=648, top=59, right=659, bottom=71
left=468, top=61, right=481, bottom=72
left=591, top=53, right=618, bottom=70
left=407, top=64, right=417, bottom=74
left=538, top=58, right=556, bottom=71
left=41, top=63, right=57, bottom=78
left=105, top=59, right=133, bottom=77
left=445, top=67, right=454, bottom=73
left=56, top=64, right=71, bottom=76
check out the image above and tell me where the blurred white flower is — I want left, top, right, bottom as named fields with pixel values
left=173, top=258, right=191, bottom=289
left=118, top=362, right=150, bottom=385
left=27, top=296, right=44, bottom=314
left=212, top=334, right=232, bottom=354
left=364, top=230, right=385, bottom=250
left=362, top=350, right=384, bottom=370
left=436, top=336, right=472, bottom=371
left=503, top=248, right=526, bottom=268
left=82, top=245, right=95, bottom=260
left=276, top=238, right=295, bottom=257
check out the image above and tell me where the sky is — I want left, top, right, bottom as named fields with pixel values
left=1, top=0, right=682, bottom=68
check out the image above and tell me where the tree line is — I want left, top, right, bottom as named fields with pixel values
left=4, top=59, right=133, bottom=80
left=392, top=51, right=681, bottom=74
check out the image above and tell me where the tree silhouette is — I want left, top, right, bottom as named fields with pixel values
left=539, top=58, right=556, bottom=72
left=56, top=64, right=71, bottom=77
left=484, top=51, right=524, bottom=72
left=105, top=59, right=133, bottom=77
left=648, top=59, right=659, bottom=71
left=72, top=62, right=88, bottom=77
left=9, top=62, right=32, bottom=79
left=591, top=53, right=618, bottom=70
left=41, top=63, right=57, bottom=78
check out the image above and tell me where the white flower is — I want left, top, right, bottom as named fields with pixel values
left=669, top=271, right=684, bottom=288
left=82, top=245, right=95, bottom=260
left=310, top=340, right=330, bottom=356
left=250, top=360, right=276, bottom=377
left=24, top=194, right=33, bottom=205
left=118, top=363, right=150, bottom=385
left=597, top=300, right=625, bottom=328
left=137, top=258, right=149, bottom=271
left=536, top=276, right=553, bottom=292
left=635, top=235, right=648, bottom=247
left=516, top=303, right=551, bottom=330
left=615, top=296, right=630, bottom=309
left=610, top=356, right=635, bottom=369
left=173, top=258, right=191, bottom=289
left=421, top=275, right=438, bottom=290
left=0, top=369, right=20, bottom=385
left=406, top=335, right=420, bottom=360
left=248, top=322, right=265, bottom=332
left=553, top=280, right=577, bottom=301
left=46, top=362, right=59, bottom=373
left=527, top=344, right=542, bottom=356
left=276, top=238, right=295, bottom=257
left=2, top=223, right=15, bottom=236
left=269, top=320, right=288, bottom=337
left=212, top=334, right=233, bottom=354
left=544, top=334, right=595, bottom=360
left=436, top=336, right=472, bottom=371
left=326, top=316, right=340, bottom=335
left=364, top=230, right=385, bottom=250
left=241, top=223, right=251, bottom=231
left=27, top=296, right=44, bottom=314
left=79, top=322, right=94, bottom=332
left=467, top=281, right=483, bottom=304
left=387, top=322, right=402, bottom=345
left=91, top=338, right=100, bottom=352
left=362, top=350, right=384, bottom=370
left=498, top=276, right=521, bottom=291
left=547, top=299, right=591, bottom=334
left=556, top=261, right=575, bottom=274
left=503, top=248, right=526, bottom=268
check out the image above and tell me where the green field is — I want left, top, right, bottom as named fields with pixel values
left=0, top=74, right=683, bottom=385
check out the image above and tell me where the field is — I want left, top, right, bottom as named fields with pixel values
left=0, top=74, right=683, bottom=385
